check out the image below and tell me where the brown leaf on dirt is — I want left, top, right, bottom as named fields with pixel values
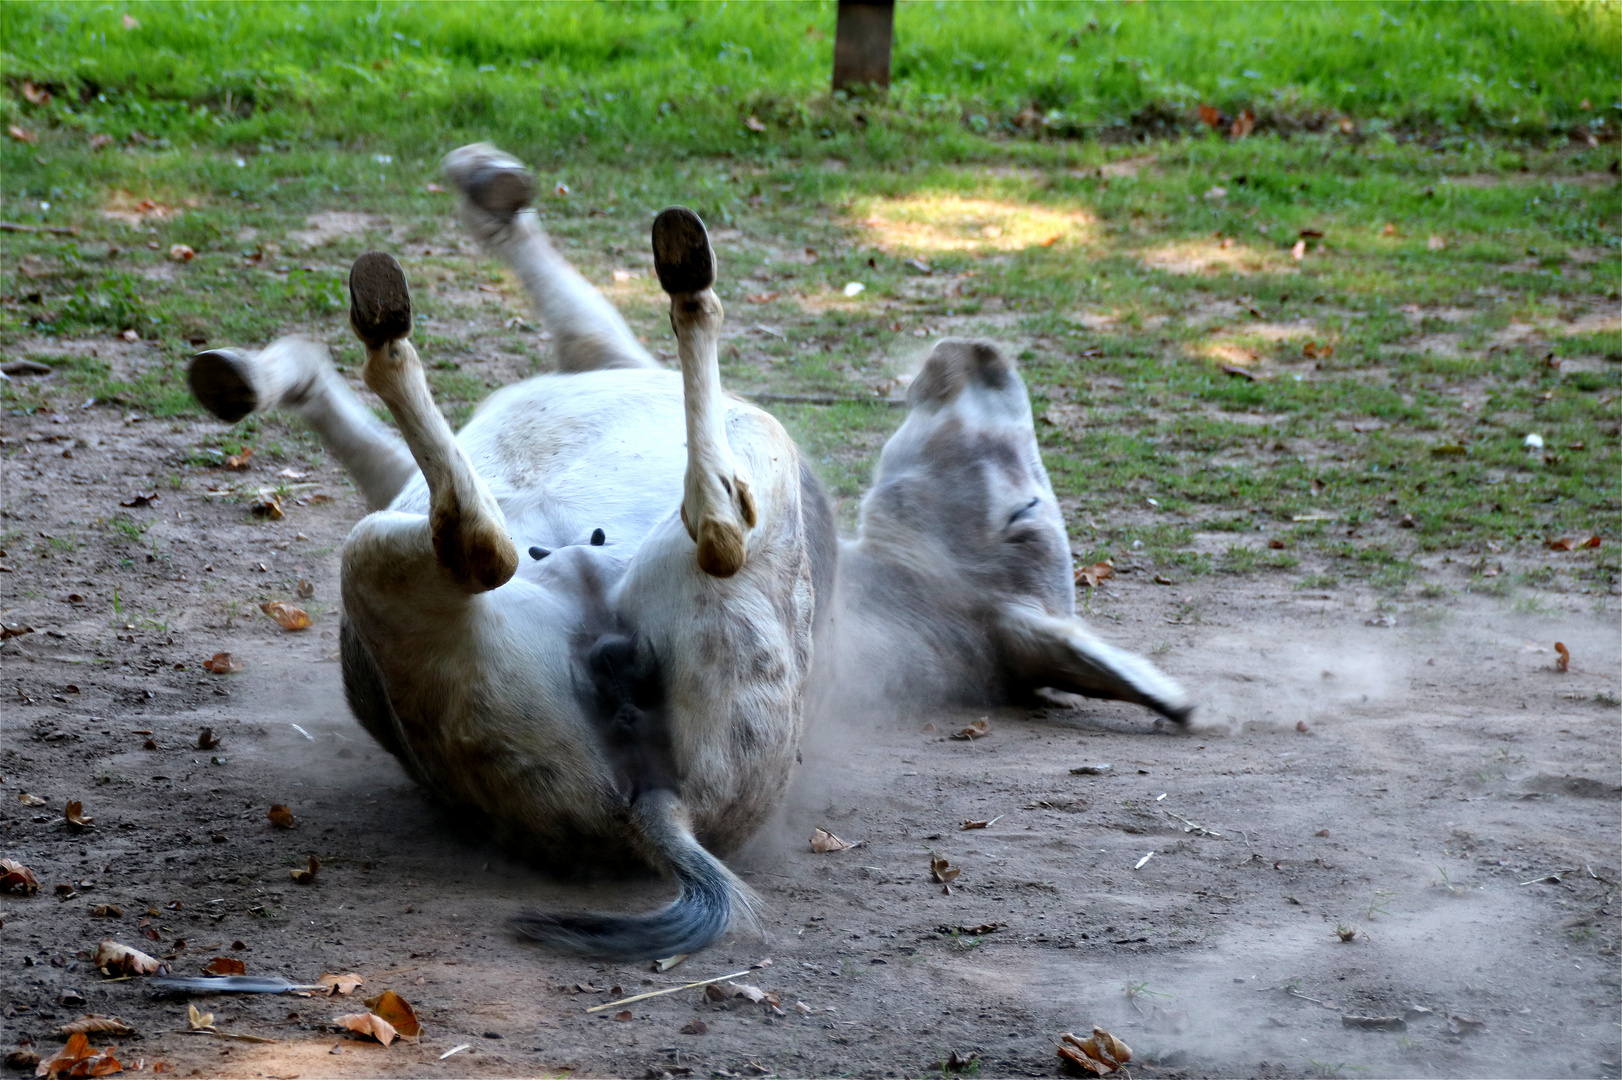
left=224, top=448, right=254, bottom=469
left=1074, top=560, right=1115, bottom=588
left=167, top=245, right=195, bottom=263
left=680, top=1020, right=708, bottom=1035
left=202, top=957, right=246, bottom=976
left=318, top=972, right=364, bottom=996
left=1580, top=535, right=1602, bottom=548
left=1220, top=363, right=1259, bottom=382
left=249, top=491, right=283, bottom=519
left=265, top=804, right=296, bottom=829
left=64, top=801, right=94, bottom=831
left=296, top=578, right=315, bottom=599
left=930, top=857, right=961, bottom=884
left=3, top=859, right=43, bottom=896
left=1301, top=341, right=1334, bottom=359
left=1057, top=1029, right=1132, bottom=1076
left=8, top=124, right=38, bottom=144
left=1267, top=539, right=1287, bottom=550
left=940, top=922, right=1004, bottom=936
left=19, top=792, right=47, bottom=807
left=949, top=718, right=990, bottom=741
left=94, top=939, right=161, bottom=976
left=289, top=855, right=321, bottom=885
left=1547, top=537, right=1577, bottom=552
left=744, top=291, right=780, bottom=304
left=361, top=991, right=421, bottom=1039
left=744, top=115, right=767, bottom=133
left=2, top=623, right=35, bottom=640
left=118, top=493, right=159, bottom=508
left=91, top=904, right=122, bottom=918
left=1229, top=110, right=1255, bottom=138
left=810, top=827, right=854, bottom=854
left=1554, top=642, right=1570, bottom=674
left=4, top=1050, right=39, bottom=1071
left=196, top=728, right=221, bottom=751
left=58, top=1015, right=135, bottom=1037
left=260, top=601, right=312, bottom=631
left=613, top=1010, right=633, bottom=1021
left=35, top=1031, right=123, bottom=1078
left=1197, top=104, right=1222, bottom=129
left=333, top=1012, right=396, bottom=1046
left=202, top=653, right=241, bottom=675
left=21, top=81, right=52, bottom=105
left=186, top=1004, right=213, bottom=1031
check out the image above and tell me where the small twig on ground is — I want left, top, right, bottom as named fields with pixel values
left=0, top=221, right=79, bottom=236
left=585, top=969, right=756, bottom=1013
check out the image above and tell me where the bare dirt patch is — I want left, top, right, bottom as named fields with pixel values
left=3, top=356, right=1618, bottom=1079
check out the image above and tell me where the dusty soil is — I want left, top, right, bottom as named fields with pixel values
left=2, top=357, right=1619, bottom=1080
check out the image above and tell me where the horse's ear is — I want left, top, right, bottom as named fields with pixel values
left=997, top=605, right=1194, bottom=725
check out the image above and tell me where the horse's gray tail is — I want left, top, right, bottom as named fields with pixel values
left=509, top=789, right=760, bottom=961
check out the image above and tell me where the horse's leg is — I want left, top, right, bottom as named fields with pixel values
left=189, top=337, right=417, bottom=510
left=346, top=250, right=518, bottom=593
left=651, top=207, right=758, bottom=577
left=443, top=142, right=656, bottom=373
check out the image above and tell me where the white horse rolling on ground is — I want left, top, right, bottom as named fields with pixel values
left=185, top=143, right=1191, bottom=961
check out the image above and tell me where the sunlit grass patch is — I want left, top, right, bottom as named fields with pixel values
left=855, top=193, right=1092, bottom=256
left=1140, top=238, right=1294, bottom=277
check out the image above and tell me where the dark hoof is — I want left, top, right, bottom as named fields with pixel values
left=188, top=348, right=257, bottom=424
left=348, top=251, right=412, bottom=349
left=651, top=207, right=715, bottom=294
left=466, top=163, right=534, bottom=218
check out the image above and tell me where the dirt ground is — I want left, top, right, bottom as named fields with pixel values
left=2, top=346, right=1620, bottom=1080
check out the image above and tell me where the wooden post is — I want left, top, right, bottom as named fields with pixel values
left=832, top=0, right=895, bottom=93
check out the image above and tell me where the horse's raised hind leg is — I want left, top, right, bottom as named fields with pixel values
left=442, top=143, right=656, bottom=373
left=347, top=251, right=518, bottom=592
left=651, top=207, right=756, bottom=577
left=189, top=337, right=417, bottom=510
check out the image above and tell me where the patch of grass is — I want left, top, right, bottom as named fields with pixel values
left=1, top=2, right=1616, bottom=590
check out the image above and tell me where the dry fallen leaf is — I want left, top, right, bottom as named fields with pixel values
left=18, top=792, right=47, bottom=807
left=119, top=492, right=160, bottom=508
left=94, top=939, right=161, bottom=976
left=59, top=1015, right=135, bottom=1036
left=290, top=855, right=321, bottom=885
left=91, top=904, right=122, bottom=918
left=930, top=857, right=961, bottom=884
left=959, top=815, right=1002, bottom=831
left=949, top=718, right=990, bottom=741
left=362, top=991, right=421, bottom=1039
left=1554, top=642, right=1570, bottom=674
left=1074, top=560, right=1115, bottom=588
left=333, top=1011, right=396, bottom=1046
left=260, top=601, right=312, bottom=631
left=296, top=578, right=315, bottom=599
left=810, top=827, right=854, bottom=854
left=187, top=1004, right=214, bottom=1031
left=1229, top=109, right=1255, bottom=138
left=680, top=1020, right=708, bottom=1035
left=224, top=448, right=254, bottom=470
left=1547, top=537, right=1577, bottom=552
left=318, top=972, right=364, bottom=996
left=1291, top=239, right=1307, bottom=261
left=265, top=804, right=296, bottom=829
left=196, top=728, right=221, bottom=751
left=1197, top=104, right=1222, bottom=129
left=202, top=653, right=241, bottom=675
left=35, top=1032, right=122, bottom=1079
left=1058, top=1028, right=1132, bottom=1076
left=250, top=491, right=283, bottom=519
left=64, top=800, right=95, bottom=831
left=744, top=115, right=767, bottom=133
left=21, top=80, right=51, bottom=105
left=1427, top=234, right=1446, bottom=251
left=202, top=957, right=246, bottom=976
left=7, top=124, right=37, bottom=144
left=744, top=291, right=780, bottom=304
left=168, top=244, right=195, bottom=263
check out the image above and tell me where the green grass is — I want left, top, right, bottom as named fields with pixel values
left=2, top=1, right=1618, bottom=597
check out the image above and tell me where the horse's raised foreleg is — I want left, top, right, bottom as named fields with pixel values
left=346, top=250, right=518, bottom=593
left=651, top=207, right=757, bottom=577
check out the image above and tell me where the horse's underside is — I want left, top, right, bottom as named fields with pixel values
left=186, top=143, right=1190, bottom=960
